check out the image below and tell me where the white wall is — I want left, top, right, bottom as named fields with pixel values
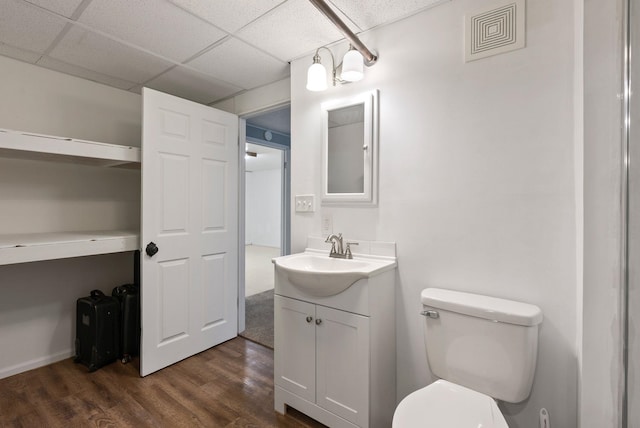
left=0, top=56, right=141, bottom=377
left=290, top=1, right=578, bottom=427
left=246, top=168, right=282, bottom=248
left=212, top=77, right=290, bottom=117
left=0, top=56, right=140, bottom=146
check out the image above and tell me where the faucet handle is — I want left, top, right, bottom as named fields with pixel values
left=345, top=242, right=359, bottom=259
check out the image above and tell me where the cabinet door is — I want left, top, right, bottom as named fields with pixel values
left=274, top=295, right=316, bottom=402
left=316, top=305, right=370, bottom=426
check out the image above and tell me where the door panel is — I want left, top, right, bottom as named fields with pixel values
left=141, top=88, right=238, bottom=376
left=157, top=258, right=189, bottom=344
left=202, top=160, right=226, bottom=230
left=159, top=153, right=189, bottom=232
left=316, top=305, right=370, bottom=426
left=201, top=253, right=226, bottom=329
left=274, top=295, right=316, bottom=402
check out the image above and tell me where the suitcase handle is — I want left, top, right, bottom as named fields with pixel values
left=90, top=289, right=106, bottom=300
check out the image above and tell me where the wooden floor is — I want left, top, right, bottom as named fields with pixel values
left=0, top=337, right=326, bottom=427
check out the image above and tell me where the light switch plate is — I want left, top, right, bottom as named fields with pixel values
left=295, top=194, right=315, bottom=212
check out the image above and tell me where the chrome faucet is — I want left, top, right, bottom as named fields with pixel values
left=325, top=233, right=344, bottom=256
left=325, top=233, right=358, bottom=259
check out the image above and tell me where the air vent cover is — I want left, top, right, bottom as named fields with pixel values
left=464, top=0, right=525, bottom=62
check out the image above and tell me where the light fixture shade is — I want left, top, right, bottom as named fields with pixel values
left=306, top=62, right=328, bottom=91
left=341, top=48, right=364, bottom=82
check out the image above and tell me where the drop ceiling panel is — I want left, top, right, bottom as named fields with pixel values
left=236, top=0, right=359, bottom=62
left=247, top=106, right=290, bottom=135
left=328, top=0, right=448, bottom=30
left=169, top=0, right=286, bottom=33
left=0, top=0, right=67, bottom=53
left=0, top=0, right=452, bottom=106
left=23, top=0, right=85, bottom=18
left=77, top=0, right=227, bottom=63
left=188, top=38, right=289, bottom=89
left=49, top=26, right=173, bottom=83
left=146, top=66, right=242, bottom=105
left=37, top=56, right=137, bottom=90
left=0, top=42, right=41, bottom=64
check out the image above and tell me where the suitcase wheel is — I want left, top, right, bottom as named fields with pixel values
left=121, top=354, right=132, bottom=364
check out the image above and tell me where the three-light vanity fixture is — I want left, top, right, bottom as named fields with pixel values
left=306, top=0, right=378, bottom=91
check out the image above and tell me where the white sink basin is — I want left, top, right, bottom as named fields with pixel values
left=273, top=251, right=396, bottom=297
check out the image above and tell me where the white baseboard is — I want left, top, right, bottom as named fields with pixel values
left=0, top=349, right=74, bottom=380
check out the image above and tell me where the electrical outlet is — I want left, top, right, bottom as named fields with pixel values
left=295, top=194, right=315, bottom=212
left=321, top=213, right=333, bottom=235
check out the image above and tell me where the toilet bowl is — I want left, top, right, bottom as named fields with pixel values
left=392, top=288, right=542, bottom=427
left=392, top=380, right=508, bottom=428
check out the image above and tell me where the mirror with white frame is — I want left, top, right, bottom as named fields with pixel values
left=321, top=90, right=378, bottom=205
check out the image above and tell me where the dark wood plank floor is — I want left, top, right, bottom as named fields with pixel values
left=0, top=337, right=326, bottom=427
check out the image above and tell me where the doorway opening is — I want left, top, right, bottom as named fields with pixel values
left=239, top=105, right=290, bottom=349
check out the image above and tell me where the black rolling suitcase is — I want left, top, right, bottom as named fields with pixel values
left=74, top=289, right=120, bottom=372
left=112, top=250, right=141, bottom=363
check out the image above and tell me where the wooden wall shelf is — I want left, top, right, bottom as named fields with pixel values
left=0, top=128, right=140, bottom=167
left=0, top=230, right=139, bottom=265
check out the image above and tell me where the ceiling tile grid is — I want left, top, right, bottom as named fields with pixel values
left=36, top=55, right=137, bottom=90
left=146, top=65, right=243, bottom=104
left=48, top=26, right=174, bottom=83
left=1, top=0, right=68, bottom=53
left=168, top=0, right=286, bottom=34
left=328, top=0, right=448, bottom=31
left=235, top=0, right=359, bottom=62
left=22, top=0, right=85, bottom=18
left=77, top=0, right=228, bottom=63
left=187, top=37, right=289, bottom=89
left=0, top=42, right=42, bottom=64
left=0, top=0, right=451, bottom=105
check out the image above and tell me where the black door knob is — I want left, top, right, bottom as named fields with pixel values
left=146, top=242, right=159, bottom=257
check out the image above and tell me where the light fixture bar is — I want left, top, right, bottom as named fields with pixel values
left=307, top=0, right=378, bottom=66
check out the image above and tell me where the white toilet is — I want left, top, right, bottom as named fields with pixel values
left=393, top=288, right=543, bottom=427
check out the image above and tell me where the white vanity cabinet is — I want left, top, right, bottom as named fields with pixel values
left=275, top=296, right=317, bottom=402
left=274, top=240, right=397, bottom=428
left=275, top=295, right=370, bottom=426
left=315, top=304, right=369, bottom=423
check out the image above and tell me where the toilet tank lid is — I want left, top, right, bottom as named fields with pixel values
left=421, top=288, right=543, bottom=326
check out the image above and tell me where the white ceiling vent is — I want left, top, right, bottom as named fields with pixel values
left=464, top=0, right=525, bottom=62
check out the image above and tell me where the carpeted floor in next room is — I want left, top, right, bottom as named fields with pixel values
left=240, top=244, right=279, bottom=349
left=241, top=289, right=274, bottom=349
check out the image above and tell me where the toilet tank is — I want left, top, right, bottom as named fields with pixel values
left=421, top=288, right=543, bottom=403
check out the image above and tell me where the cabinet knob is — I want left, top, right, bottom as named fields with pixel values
left=306, top=316, right=313, bottom=323
left=315, top=318, right=322, bottom=325
left=146, top=241, right=159, bottom=257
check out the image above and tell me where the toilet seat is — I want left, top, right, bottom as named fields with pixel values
left=392, top=380, right=509, bottom=428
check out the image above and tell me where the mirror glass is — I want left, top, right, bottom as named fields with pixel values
left=327, top=104, right=365, bottom=194
left=321, top=90, right=378, bottom=205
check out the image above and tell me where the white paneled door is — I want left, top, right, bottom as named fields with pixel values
left=141, top=88, right=238, bottom=376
